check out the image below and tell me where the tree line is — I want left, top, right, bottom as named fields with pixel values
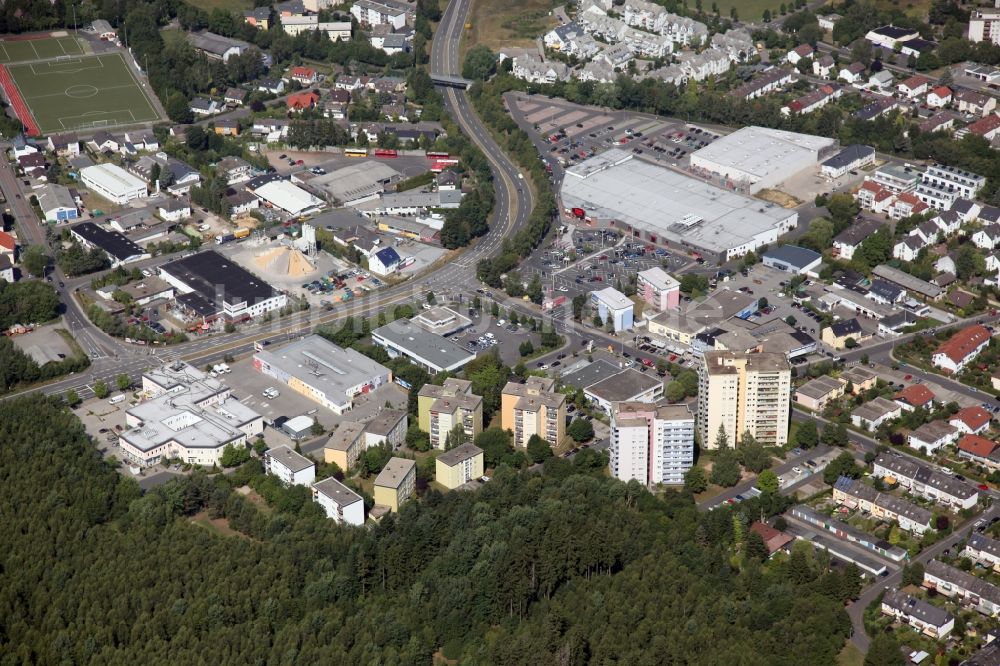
left=0, top=394, right=856, bottom=664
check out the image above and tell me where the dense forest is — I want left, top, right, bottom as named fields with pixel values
left=0, top=395, right=856, bottom=664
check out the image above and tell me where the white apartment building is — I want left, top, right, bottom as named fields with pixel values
left=264, top=445, right=316, bottom=486
left=697, top=351, right=791, bottom=448
left=914, top=164, right=987, bottom=211
left=350, top=0, right=411, bottom=29
left=611, top=401, right=694, bottom=486
left=969, top=9, right=1000, bottom=45
left=312, top=477, right=365, bottom=525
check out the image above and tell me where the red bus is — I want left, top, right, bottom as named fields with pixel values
left=374, top=148, right=397, bottom=158
left=426, top=151, right=450, bottom=159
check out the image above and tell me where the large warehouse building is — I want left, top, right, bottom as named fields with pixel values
left=253, top=334, right=392, bottom=414
left=560, top=150, right=798, bottom=261
left=80, top=163, right=148, bottom=204
left=159, top=250, right=287, bottom=321
left=689, top=126, right=836, bottom=193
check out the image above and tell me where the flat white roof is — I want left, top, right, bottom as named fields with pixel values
left=592, top=286, right=632, bottom=310
left=561, top=151, right=796, bottom=255
left=253, top=180, right=324, bottom=215
left=638, top=266, right=679, bottom=291
left=690, top=126, right=834, bottom=182
left=80, top=163, right=147, bottom=196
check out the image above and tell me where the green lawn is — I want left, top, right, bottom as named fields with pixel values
left=7, top=52, right=160, bottom=133
left=712, top=1, right=778, bottom=21
left=0, top=36, right=84, bottom=64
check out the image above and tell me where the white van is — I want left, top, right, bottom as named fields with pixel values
left=108, top=394, right=126, bottom=405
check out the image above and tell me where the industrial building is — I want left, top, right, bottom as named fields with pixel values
left=610, top=401, right=694, bottom=486
left=688, top=126, right=836, bottom=193
left=254, top=334, right=392, bottom=415
left=80, top=163, right=148, bottom=204
left=35, top=183, right=78, bottom=223
left=119, top=362, right=264, bottom=468
left=761, top=245, right=822, bottom=274
left=252, top=179, right=325, bottom=216
left=311, top=161, right=402, bottom=205
left=697, top=351, right=791, bottom=448
left=69, top=222, right=149, bottom=267
left=561, top=150, right=798, bottom=261
left=159, top=250, right=287, bottom=321
left=372, top=318, right=476, bottom=373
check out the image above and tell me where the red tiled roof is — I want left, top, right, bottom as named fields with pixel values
left=930, top=86, right=951, bottom=98
left=291, top=66, right=315, bottom=78
left=792, top=44, right=813, bottom=57
left=893, top=384, right=935, bottom=407
left=286, top=91, right=320, bottom=109
left=951, top=405, right=992, bottom=431
left=935, top=324, right=991, bottom=364
left=967, top=114, right=1000, bottom=137
left=900, top=74, right=930, bottom=90
left=0, top=230, right=14, bottom=251
left=958, top=433, right=997, bottom=458
left=750, top=522, right=794, bottom=554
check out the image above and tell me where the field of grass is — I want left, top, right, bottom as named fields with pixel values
left=836, top=643, right=865, bottom=666
left=467, top=0, right=559, bottom=52
left=712, top=1, right=779, bottom=21
left=0, top=35, right=84, bottom=64
left=7, top=52, right=160, bottom=133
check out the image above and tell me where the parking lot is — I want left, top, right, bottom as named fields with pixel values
left=265, top=151, right=432, bottom=180
left=450, top=307, right=569, bottom=366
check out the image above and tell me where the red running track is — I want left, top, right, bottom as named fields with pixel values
left=0, top=64, right=39, bottom=136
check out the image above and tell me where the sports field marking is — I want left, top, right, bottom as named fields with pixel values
left=0, top=44, right=9, bottom=63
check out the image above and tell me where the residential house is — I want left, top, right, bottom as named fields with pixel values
left=258, top=78, right=285, bottom=95
left=918, top=111, right=955, bottom=134
left=821, top=318, right=865, bottom=349
left=950, top=405, right=992, bottom=435
left=781, top=84, right=842, bottom=116
left=834, top=220, right=884, bottom=261
left=868, top=70, right=894, bottom=91
left=287, top=90, right=320, bottom=111
left=243, top=7, right=272, bottom=29
left=289, top=66, right=318, bottom=86
left=794, top=375, right=846, bottom=411
left=838, top=62, right=866, bottom=84
left=226, top=191, right=259, bottom=217
left=833, top=476, right=933, bottom=534
left=931, top=324, right=991, bottom=373
left=964, top=532, right=1000, bottom=572
left=955, top=88, right=997, bottom=116
left=853, top=97, right=899, bottom=121
left=855, top=181, right=895, bottom=214
left=46, top=133, right=79, bottom=158
left=156, top=199, right=191, bottom=222
left=363, top=409, right=407, bottom=449
left=369, top=246, right=401, bottom=276
left=511, top=54, right=569, bottom=84
left=851, top=396, right=902, bottom=430
left=88, top=131, right=120, bottom=153
left=786, top=44, right=813, bottom=64
left=908, top=420, right=959, bottom=453
left=893, top=384, right=935, bottom=412
left=324, top=422, right=365, bottom=470
left=224, top=87, right=246, bottom=106
left=897, top=74, right=931, bottom=99
left=0, top=231, right=16, bottom=259
left=0, top=255, right=14, bottom=282
left=957, top=434, right=1000, bottom=470
left=748, top=522, right=794, bottom=557
left=868, top=279, right=904, bottom=305
left=973, top=224, right=1000, bottom=250
left=923, top=559, right=1000, bottom=615
left=813, top=55, right=836, bottom=78
left=880, top=590, right=954, bottom=640
left=190, top=98, right=219, bottom=116
left=217, top=156, right=253, bottom=185
left=35, top=183, right=78, bottom=223
left=214, top=119, right=239, bottom=137
left=872, top=454, right=979, bottom=510
left=966, top=114, right=1000, bottom=140
left=889, top=192, right=928, bottom=220
left=927, top=86, right=952, bottom=108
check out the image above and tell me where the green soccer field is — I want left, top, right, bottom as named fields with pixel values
left=0, top=36, right=84, bottom=64
left=6, top=52, right=161, bottom=133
